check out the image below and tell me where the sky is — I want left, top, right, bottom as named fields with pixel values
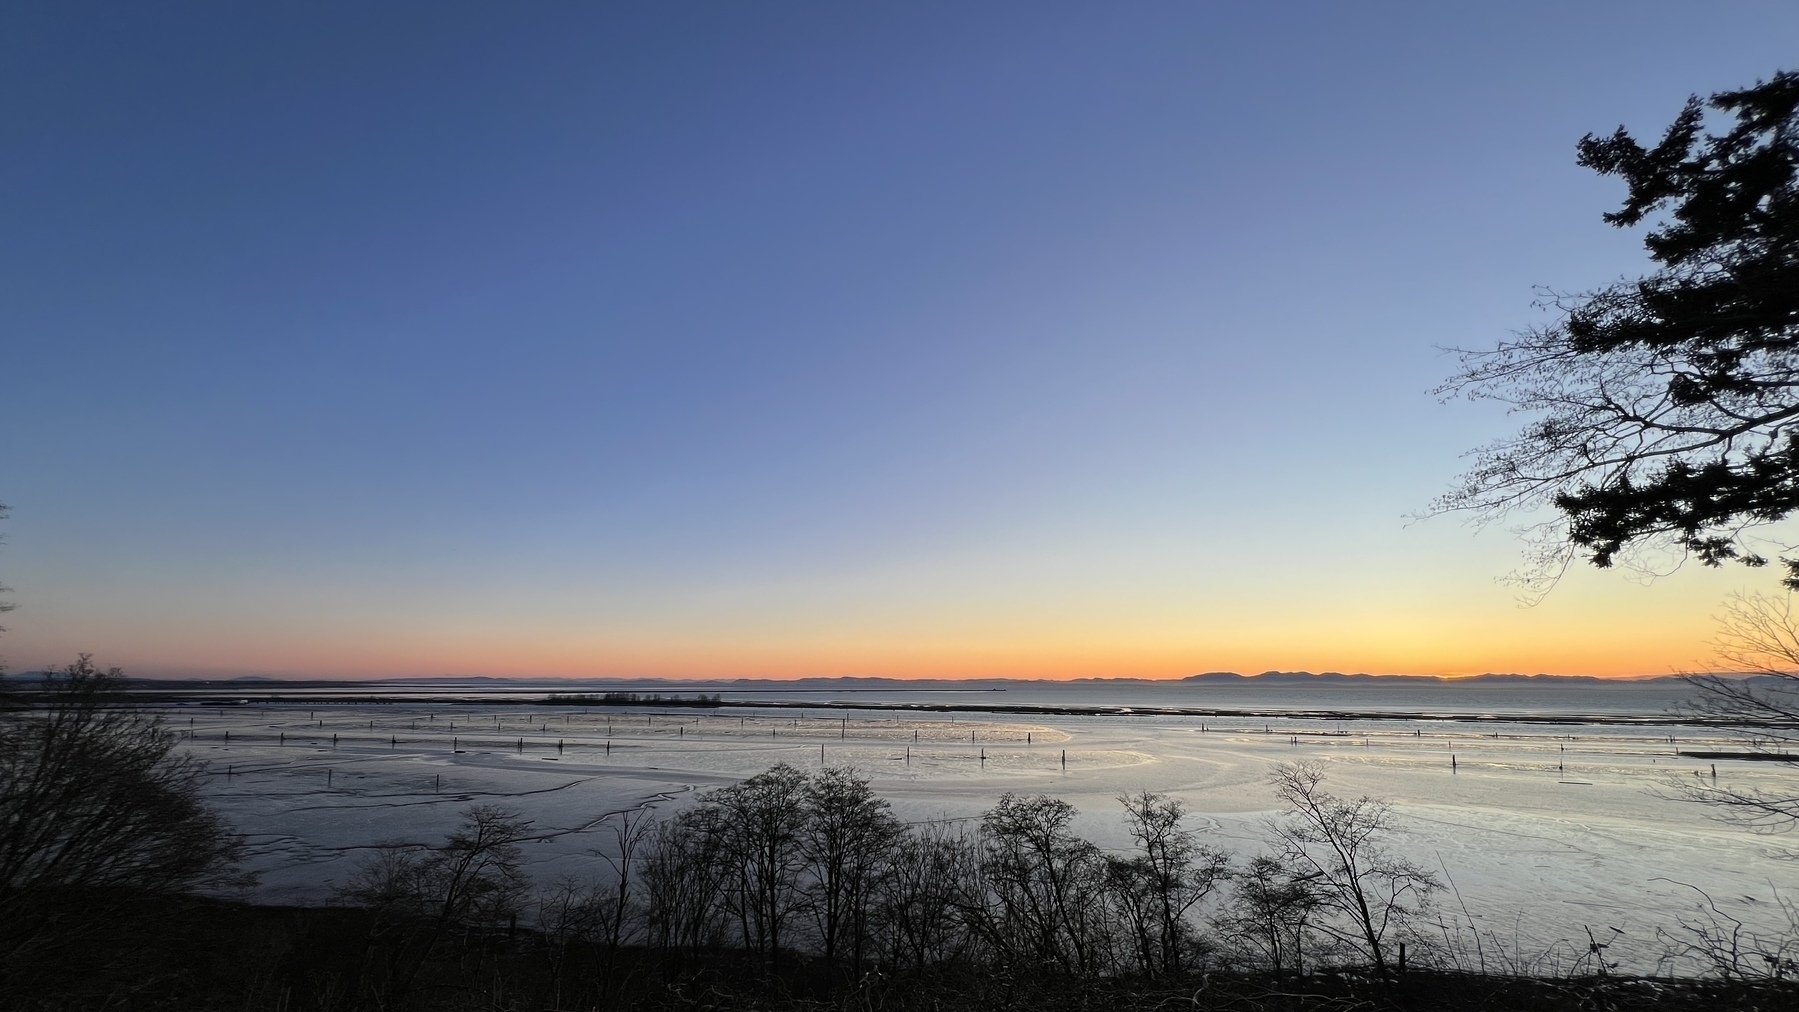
left=4, top=2, right=1798, bottom=680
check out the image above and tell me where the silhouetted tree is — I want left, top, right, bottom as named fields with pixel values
left=976, top=792, right=1109, bottom=976
left=0, top=656, right=243, bottom=969
left=1435, top=71, right=1799, bottom=596
left=1675, top=591, right=1799, bottom=829
left=1267, top=763, right=1437, bottom=977
left=801, top=766, right=901, bottom=985
left=534, top=809, right=646, bottom=1008
left=1105, top=790, right=1230, bottom=976
left=1223, top=854, right=1322, bottom=982
left=641, top=803, right=732, bottom=966
left=595, top=809, right=648, bottom=994
left=337, top=805, right=531, bottom=1004
left=877, top=819, right=980, bottom=973
left=535, top=875, right=606, bottom=1007
left=708, top=763, right=811, bottom=970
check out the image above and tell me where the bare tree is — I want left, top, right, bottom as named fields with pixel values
left=337, top=805, right=531, bottom=1004
left=1104, top=790, right=1230, bottom=976
left=877, top=818, right=980, bottom=973
left=707, top=763, right=811, bottom=970
left=533, top=809, right=647, bottom=1008
left=593, top=809, right=647, bottom=989
left=641, top=803, right=731, bottom=968
left=0, top=656, right=244, bottom=965
left=976, top=793, right=1109, bottom=976
left=1673, top=591, right=1799, bottom=830
left=1223, top=854, right=1322, bottom=982
left=1267, top=763, right=1437, bottom=977
left=536, top=875, right=607, bottom=1007
left=802, top=766, right=901, bottom=986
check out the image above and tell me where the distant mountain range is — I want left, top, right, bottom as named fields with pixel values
left=1174, top=670, right=1632, bottom=685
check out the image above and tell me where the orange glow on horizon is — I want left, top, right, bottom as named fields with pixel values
left=23, top=540, right=1750, bottom=683
left=114, top=627, right=1705, bottom=681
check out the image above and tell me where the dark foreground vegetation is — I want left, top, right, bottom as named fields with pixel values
left=8, top=891, right=1797, bottom=1012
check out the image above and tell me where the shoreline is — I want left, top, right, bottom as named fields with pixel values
left=95, top=685, right=1798, bottom=729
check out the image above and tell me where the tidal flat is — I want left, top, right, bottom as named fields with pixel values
left=163, top=681, right=1795, bottom=973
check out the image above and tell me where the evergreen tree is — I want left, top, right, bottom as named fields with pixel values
left=1437, top=71, right=1799, bottom=592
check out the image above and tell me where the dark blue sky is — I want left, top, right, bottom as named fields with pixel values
left=5, top=3, right=1796, bottom=677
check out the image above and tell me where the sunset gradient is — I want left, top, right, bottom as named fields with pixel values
left=4, top=3, right=1797, bottom=680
